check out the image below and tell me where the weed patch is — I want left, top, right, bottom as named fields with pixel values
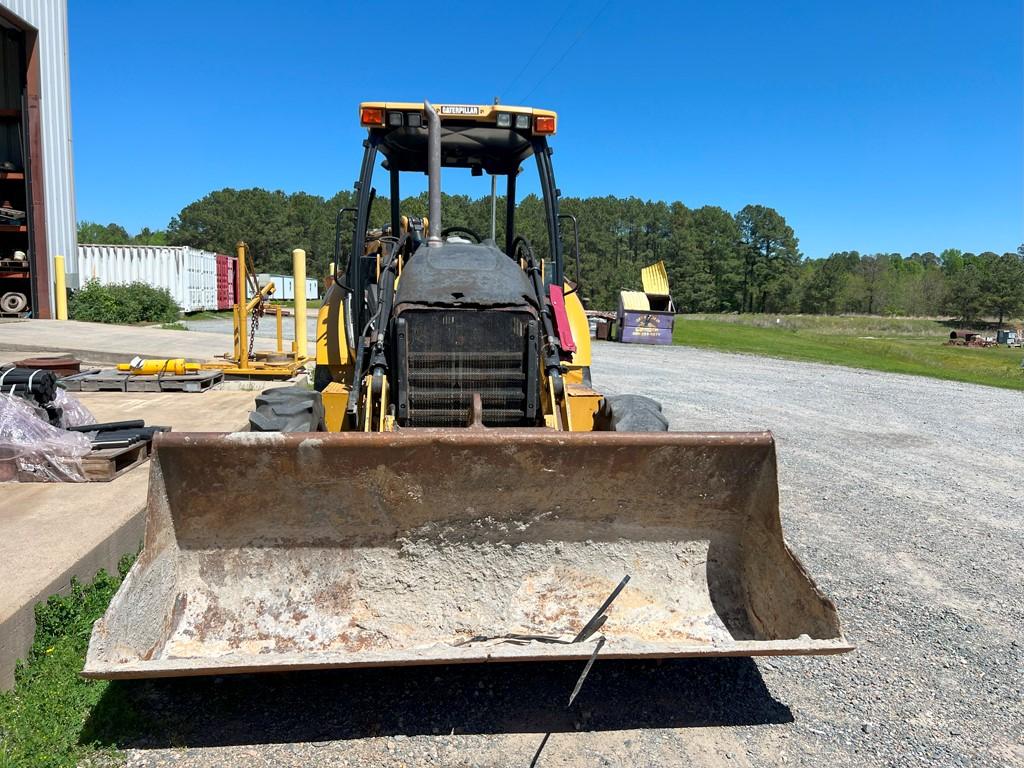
left=0, top=554, right=146, bottom=768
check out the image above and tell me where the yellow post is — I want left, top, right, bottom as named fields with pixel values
left=293, top=248, right=307, bottom=360
left=236, top=242, right=248, bottom=368
left=53, top=254, right=68, bottom=320
left=231, top=304, right=240, bottom=362
left=275, top=305, right=283, bottom=353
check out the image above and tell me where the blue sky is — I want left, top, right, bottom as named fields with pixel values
left=69, top=0, right=1022, bottom=258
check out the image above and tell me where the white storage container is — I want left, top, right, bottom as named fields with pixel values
left=256, top=273, right=294, bottom=300
left=256, top=274, right=321, bottom=301
left=76, top=245, right=218, bottom=313
left=280, top=277, right=295, bottom=301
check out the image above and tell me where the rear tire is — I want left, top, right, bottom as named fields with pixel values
left=249, top=386, right=325, bottom=432
left=594, top=394, right=669, bottom=432
left=1, top=292, right=28, bottom=314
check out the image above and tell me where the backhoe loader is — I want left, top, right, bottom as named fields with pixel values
left=84, top=101, right=851, bottom=679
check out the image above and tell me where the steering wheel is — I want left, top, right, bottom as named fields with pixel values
left=441, top=226, right=482, bottom=243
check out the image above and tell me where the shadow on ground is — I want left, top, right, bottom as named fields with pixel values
left=82, top=657, right=791, bottom=749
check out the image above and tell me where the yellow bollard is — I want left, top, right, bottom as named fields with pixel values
left=54, top=254, right=68, bottom=320
left=293, top=248, right=307, bottom=360
left=236, top=242, right=248, bottom=368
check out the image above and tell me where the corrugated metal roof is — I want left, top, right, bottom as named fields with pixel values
left=0, top=0, right=76, bottom=313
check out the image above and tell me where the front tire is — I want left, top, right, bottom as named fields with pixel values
left=248, top=386, right=325, bottom=432
left=594, top=394, right=669, bottom=432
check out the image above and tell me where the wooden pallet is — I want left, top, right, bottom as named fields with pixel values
left=13, top=440, right=151, bottom=482
left=60, top=369, right=223, bottom=393
left=81, top=441, right=150, bottom=482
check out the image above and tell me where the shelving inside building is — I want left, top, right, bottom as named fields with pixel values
left=0, top=0, right=77, bottom=320
left=0, top=21, right=32, bottom=315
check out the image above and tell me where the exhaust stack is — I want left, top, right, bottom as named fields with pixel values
left=424, top=100, right=442, bottom=247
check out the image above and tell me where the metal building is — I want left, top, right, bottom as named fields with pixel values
left=0, top=0, right=75, bottom=318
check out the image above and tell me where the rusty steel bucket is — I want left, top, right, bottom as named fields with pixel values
left=83, top=430, right=851, bottom=679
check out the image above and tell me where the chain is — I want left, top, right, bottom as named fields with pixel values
left=248, top=295, right=263, bottom=360
left=241, top=242, right=264, bottom=360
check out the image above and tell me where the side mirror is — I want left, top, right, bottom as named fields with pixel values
left=557, top=213, right=581, bottom=295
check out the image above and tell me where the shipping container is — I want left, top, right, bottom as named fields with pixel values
left=77, top=245, right=219, bottom=313
left=256, top=273, right=300, bottom=301
left=215, top=253, right=237, bottom=310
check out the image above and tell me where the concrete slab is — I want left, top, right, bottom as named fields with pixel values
left=0, top=319, right=233, bottom=366
left=0, top=473, right=150, bottom=691
left=0, top=389, right=257, bottom=690
left=75, top=390, right=260, bottom=432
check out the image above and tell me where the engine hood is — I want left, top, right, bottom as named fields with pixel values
left=393, top=241, right=537, bottom=310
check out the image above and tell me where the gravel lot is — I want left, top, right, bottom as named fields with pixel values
left=183, top=315, right=317, bottom=341
left=113, top=342, right=1022, bottom=767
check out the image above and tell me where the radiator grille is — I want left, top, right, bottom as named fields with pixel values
left=397, top=310, right=538, bottom=427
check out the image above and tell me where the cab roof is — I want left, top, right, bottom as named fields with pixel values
left=359, top=102, right=557, bottom=175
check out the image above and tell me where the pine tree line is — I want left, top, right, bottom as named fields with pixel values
left=79, top=188, right=1024, bottom=322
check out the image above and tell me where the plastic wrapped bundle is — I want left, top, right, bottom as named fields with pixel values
left=0, top=394, right=91, bottom=482
left=50, top=388, right=96, bottom=429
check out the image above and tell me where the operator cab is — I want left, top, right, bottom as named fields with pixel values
left=345, top=103, right=565, bottom=306
left=330, top=101, right=579, bottom=429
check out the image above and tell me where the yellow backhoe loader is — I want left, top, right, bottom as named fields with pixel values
left=84, top=101, right=851, bottom=679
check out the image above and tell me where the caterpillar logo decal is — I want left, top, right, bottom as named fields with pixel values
left=439, top=105, right=481, bottom=116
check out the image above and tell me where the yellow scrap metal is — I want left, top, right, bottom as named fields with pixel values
left=117, top=358, right=200, bottom=376
left=641, top=260, right=671, bottom=297
left=619, top=291, right=651, bottom=312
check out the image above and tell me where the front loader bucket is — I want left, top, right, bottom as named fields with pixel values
left=84, top=430, right=851, bottom=679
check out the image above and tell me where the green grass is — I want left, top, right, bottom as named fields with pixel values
left=266, top=298, right=321, bottom=308
left=0, top=555, right=147, bottom=768
left=183, top=310, right=233, bottom=321
left=159, top=321, right=188, bottom=331
left=674, top=314, right=1024, bottom=391
left=682, top=313, right=960, bottom=337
